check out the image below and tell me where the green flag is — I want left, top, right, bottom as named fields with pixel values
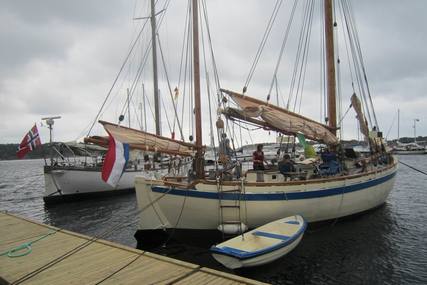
left=296, top=133, right=316, bottom=158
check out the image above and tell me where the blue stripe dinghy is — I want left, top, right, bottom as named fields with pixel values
left=210, top=215, right=307, bottom=269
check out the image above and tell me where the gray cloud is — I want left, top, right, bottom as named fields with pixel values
left=1, top=0, right=426, bottom=145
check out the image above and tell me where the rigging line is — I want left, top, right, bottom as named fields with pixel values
left=118, top=0, right=172, bottom=120
left=289, top=0, right=312, bottom=111
left=201, top=0, right=222, bottom=96
left=230, top=119, right=263, bottom=132
left=201, top=0, right=223, bottom=132
left=130, top=95, right=143, bottom=130
left=341, top=0, right=372, bottom=127
left=157, top=35, right=185, bottom=140
left=244, top=0, right=284, bottom=91
left=201, top=7, right=222, bottom=150
left=200, top=17, right=217, bottom=150
left=275, top=76, right=286, bottom=108
left=119, top=51, right=158, bottom=129
left=86, top=17, right=150, bottom=137
left=296, top=0, right=315, bottom=113
left=119, top=57, right=146, bottom=118
left=267, top=0, right=298, bottom=100
left=345, top=0, right=379, bottom=129
left=177, top=0, right=191, bottom=89
left=162, top=188, right=188, bottom=247
left=338, top=0, right=356, bottom=93
left=247, top=127, right=254, bottom=145
left=385, top=111, right=398, bottom=140
left=343, top=0, right=375, bottom=130
left=12, top=186, right=176, bottom=285
left=97, top=0, right=170, bottom=128
left=161, top=95, right=173, bottom=134
left=287, top=0, right=310, bottom=109
left=180, top=3, right=191, bottom=133
left=207, top=77, right=217, bottom=152
left=399, top=160, right=427, bottom=176
left=94, top=252, right=146, bottom=285
left=337, top=103, right=352, bottom=125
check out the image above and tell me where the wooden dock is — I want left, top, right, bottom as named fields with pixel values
left=0, top=212, right=267, bottom=285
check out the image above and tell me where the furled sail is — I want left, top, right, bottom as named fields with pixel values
left=350, top=93, right=369, bottom=141
left=85, top=121, right=196, bottom=156
left=221, top=89, right=339, bottom=145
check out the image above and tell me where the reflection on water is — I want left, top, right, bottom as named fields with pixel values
left=1, top=156, right=427, bottom=284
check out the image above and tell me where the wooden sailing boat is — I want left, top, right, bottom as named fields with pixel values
left=112, top=0, right=398, bottom=243
left=43, top=0, right=172, bottom=204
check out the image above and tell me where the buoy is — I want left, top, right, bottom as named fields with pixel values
left=217, top=223, right=248, bottom=235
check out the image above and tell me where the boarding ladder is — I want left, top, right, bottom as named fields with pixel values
left=217, top=177, right=246, bottom=238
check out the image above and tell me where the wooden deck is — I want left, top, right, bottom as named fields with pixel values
left=0, top=212, right=267, bottom=285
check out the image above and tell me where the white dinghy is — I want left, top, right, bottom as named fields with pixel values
left=210, top=215, right=307, bottom=269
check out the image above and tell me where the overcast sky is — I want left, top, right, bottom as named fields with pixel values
left=1, top=0, right=426, bottom=146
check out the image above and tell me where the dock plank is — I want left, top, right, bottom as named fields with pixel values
left=0, top=212, right=267, bottom=285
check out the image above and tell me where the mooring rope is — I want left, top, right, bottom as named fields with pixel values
left=399, top=160, right=427, bottom=176
left=0, top=230, right=59, bottom=258
left=11, top=187, right=175, bottom=285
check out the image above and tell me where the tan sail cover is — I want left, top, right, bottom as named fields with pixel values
left=96, top=121, right=196, bottom=156
left=221, top=89, right=339, bottom=145
left=351, top=93, right=369, bottom=141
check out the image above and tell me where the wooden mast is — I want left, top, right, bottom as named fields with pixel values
left=192, top=0, right=204, bottom=178
left=324, top=0, right=337, bottom=136
left=151, top=0, right=161, bottom=135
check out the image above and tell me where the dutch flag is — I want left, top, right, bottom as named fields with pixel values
left=101, top=133, right=130, bottom=187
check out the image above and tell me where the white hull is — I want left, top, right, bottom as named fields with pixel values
left=211, top=215, right=306, bottom=269
left=135, top=161, right=397, bottom=231
left=44, top=166, right=157, bottom=203
left=212, top=234, right=303, bottom=269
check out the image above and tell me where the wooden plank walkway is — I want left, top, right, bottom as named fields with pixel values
left=0, top=212, right=267, bottom=285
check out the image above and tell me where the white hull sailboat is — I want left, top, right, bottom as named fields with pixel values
left=105, top=0, right=398, bottom=243
left=43, top=166, right=146, bottom=204
left=393, top=142, right=426, bottom=155
left=42, top=137, right=187, bottom=204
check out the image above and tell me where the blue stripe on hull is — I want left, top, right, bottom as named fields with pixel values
left=151, top=171, right=396, bottom=201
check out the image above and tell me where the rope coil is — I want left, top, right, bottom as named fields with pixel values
left=0, top=230, right=58, bottom=258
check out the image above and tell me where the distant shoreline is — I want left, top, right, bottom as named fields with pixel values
left=1, top=136, right=425, bottom=160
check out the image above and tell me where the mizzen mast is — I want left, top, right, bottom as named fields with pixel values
left=324, top=0, right=337, bottom=136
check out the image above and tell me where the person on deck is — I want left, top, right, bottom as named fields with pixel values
left=278, top=154, right=295, bottom=174
left=253, top=144, right=267, bottom=170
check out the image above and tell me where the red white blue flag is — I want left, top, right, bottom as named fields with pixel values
left=101, top=133, right=130, bottom=187
left=16, top=124, right=42, bottom=159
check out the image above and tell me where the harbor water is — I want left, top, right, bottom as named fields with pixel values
left=1, top=156, right=426, bottom=284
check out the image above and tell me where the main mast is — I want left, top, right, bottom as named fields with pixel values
left=324, top=0, right=337, bottom=136
left=192, top=0, right=204, bottom=178
left=151, top=0, right=161, bottom=135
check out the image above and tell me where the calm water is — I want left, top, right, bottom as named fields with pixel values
left=1, top=157, right=426, bottom=284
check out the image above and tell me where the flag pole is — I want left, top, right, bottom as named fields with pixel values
left=41, top=116, right=61, bottom=166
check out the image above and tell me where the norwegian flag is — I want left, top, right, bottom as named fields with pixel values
left=16, top=124, right=42, bottom=159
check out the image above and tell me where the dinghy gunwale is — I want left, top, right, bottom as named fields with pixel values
left=210, top=216, right=307, bottom=260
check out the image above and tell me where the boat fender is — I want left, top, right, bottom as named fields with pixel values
left=217, top=223, right=248, bottom=235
